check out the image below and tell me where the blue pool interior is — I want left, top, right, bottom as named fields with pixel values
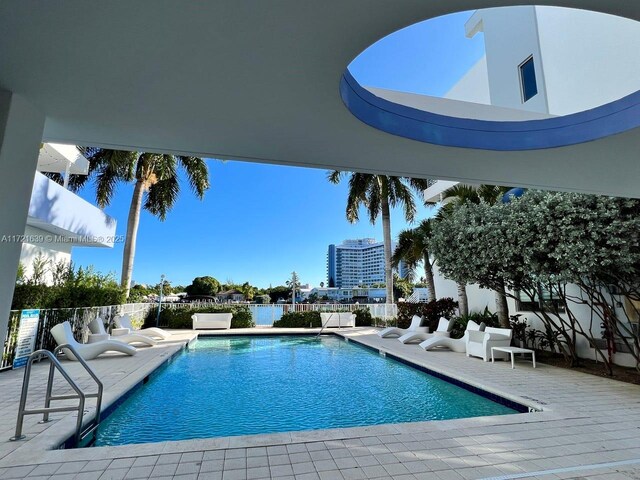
left=92, top=336, right=521, bottom=447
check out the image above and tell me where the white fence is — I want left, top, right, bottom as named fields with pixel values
left=247, top=303, right=397, bottom=326
left=160, top=302, right=397, bottom=326
left=2, top=303, right=153, bottom=370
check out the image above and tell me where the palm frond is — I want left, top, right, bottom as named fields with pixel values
left=327, top=170, right=343, bottom=184
left=145, top=175, right=180, bottom=221
left=178, top=156, right=210, bottom=198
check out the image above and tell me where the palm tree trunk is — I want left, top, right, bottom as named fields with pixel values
left=423, top=253, right=436, bottom=302
left=381, top=198, right=394, bottom=303
left=494, top=278, right=510, bottom=328
left=121, top=179, right=145, bottom=298
left=457, top=282, right=469, bottom=316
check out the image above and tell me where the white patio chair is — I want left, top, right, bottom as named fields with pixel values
left=51, top=321, right=136, bottom=361
left=419, top=320, right=483, bottom=353
left=114, top=314, right=171, bottom=340
left=88, top=318, right=156, bottom=346
left=378, top=315, right=427, bottom=338
left=398, top=317, right=452, bottom=344
left=466, top=326, right=512, bottom=361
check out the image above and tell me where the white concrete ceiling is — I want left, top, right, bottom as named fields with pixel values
left=1, top=1, right=639, bottom=197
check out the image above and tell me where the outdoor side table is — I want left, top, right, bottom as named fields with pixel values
left=491, top=346, right=536, bottom=369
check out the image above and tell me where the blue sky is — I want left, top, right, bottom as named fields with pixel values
left=72, top=11, right=484, bottom=290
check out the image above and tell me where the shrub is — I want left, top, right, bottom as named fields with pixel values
left=449, top=307, right=501, bottom=339
left=144, top=305, right=255, bottom=329
left=353, top=308, right=373, bottom=326
left=396, top=298, right=458, bottom=332
left=11, top=284, right=125, bottom=310
left=11, top=264, right=125, bottom=310
left=273, top=311, right=321, bottom=328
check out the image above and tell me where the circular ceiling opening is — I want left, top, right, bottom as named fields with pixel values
left=342, top=6, right=640, bottom=151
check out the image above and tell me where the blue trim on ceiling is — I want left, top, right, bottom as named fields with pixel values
left=340, top=69, right=640, bottom=151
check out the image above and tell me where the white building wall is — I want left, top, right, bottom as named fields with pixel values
left=435, top=264, right=637, bottom=367
left=443, top=56, right=490, bottom=104
left=432, top=263, right=496, bottom=313
left=467, top=7, right=549, bottom=115
left=19, top=225, right=72, bottom=285
left=534, top=7, right=640, bottom=115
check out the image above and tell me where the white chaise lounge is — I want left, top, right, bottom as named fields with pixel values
left=466, top=326, right=513, bottom=361
left=419, top=320, right=484, bottom=353
left=191, top=313, right=233, bottom=329
left=88, top=318, right=157, bottom=346
left=378, top=315, right=427, bottom=339
left=398, top=317, right=451, bottom=344
left=320, top=312, right=356, bottom=328
left=51, top=321, right=136, bottom=361
left=114, top=314, right=171, bottom=340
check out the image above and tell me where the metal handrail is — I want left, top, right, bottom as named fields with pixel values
left=316, top=313, right=336, bottom=338
left=10, top=344, right=103, bottom=446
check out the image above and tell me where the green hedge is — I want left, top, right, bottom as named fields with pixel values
left=144, top=305, right=255, bottom=329
left=273, top=311, right=321, bottom=328
left=353, top=308, right=373, bottom=326
left=12, top=284, right=125, bottom=310
left=396, top=298, right=458, bottom=332
left=449, top=308, right=500, bottom=339
left=273, top=309, right=373, bottom=328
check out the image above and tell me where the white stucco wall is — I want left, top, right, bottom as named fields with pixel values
left=469, top=6, right=549, bottom=115
left=432, top=263, right=497, bottom=313
left=433, top=262, right=637, bottom=368
left=534, top=7, right=640, bottom=115
left=443, top=56, right=491, bottom=104
left=19, top=225, right=72, bottom=285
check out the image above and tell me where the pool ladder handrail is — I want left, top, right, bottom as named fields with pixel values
left=10, top=344, right=104, bottom=446
left=315, top=312, right=337, bottom=338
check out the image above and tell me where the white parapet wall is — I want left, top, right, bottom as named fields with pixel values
left=27, top=172, right=117, bottom=247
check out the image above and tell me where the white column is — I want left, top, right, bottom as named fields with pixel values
left=0, top=90, right=45, bottom=349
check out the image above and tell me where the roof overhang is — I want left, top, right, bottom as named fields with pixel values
left=1, top=1, right=639, bottom=197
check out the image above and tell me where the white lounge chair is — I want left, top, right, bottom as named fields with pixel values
left=114, top=314, right=171, bottom=340
left=378, top=315, right=427, bottom=338
left=398, top=317, right=451, bottom=344
left=88, top=318, right=157, bottom=346
left=419, top=320, right=483, bottom=353
left=51, top=321, right=136, bottom=361
left=466, top=326, right=513, bottom=361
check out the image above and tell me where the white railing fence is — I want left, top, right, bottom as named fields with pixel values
left=157, top=302, right=397, bottom=326
left=1, top=303, right=153, bottom=371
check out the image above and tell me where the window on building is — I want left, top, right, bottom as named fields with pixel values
left=519, top=56, right=538, bottom=102
left=516, top=284, right=565, bottom=313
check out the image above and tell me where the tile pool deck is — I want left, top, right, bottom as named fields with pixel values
left=0, top=327, right=639, bottom=479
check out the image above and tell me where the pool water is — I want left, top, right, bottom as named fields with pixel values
left=94, top=336, right=517, bottom=446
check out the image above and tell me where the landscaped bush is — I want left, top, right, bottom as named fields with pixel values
left=273, top=311, right=321, bottom=328
left=353, top=308, right=373, bottom=327
left=449, top=307, right=500, bottom=339
left=144, top=305, right=255, bottom=329
left=396, top=298, right=458, bottom=332
left=12, top=284, right=125, bottom=310
left=12, top=264, right=125, bottom=310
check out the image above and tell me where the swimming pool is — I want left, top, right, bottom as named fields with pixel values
left=94, top=336, right=519, bottom=446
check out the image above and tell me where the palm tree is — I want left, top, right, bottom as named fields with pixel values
left=392, top=219, right=436, bottom=302
left=238, top=282, right=256, bottom=301
left=328, top=171, right=430, bottom=304
left=438, top=183, right=511, bottom=326
left=60, top=148, right=210, bottom=298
